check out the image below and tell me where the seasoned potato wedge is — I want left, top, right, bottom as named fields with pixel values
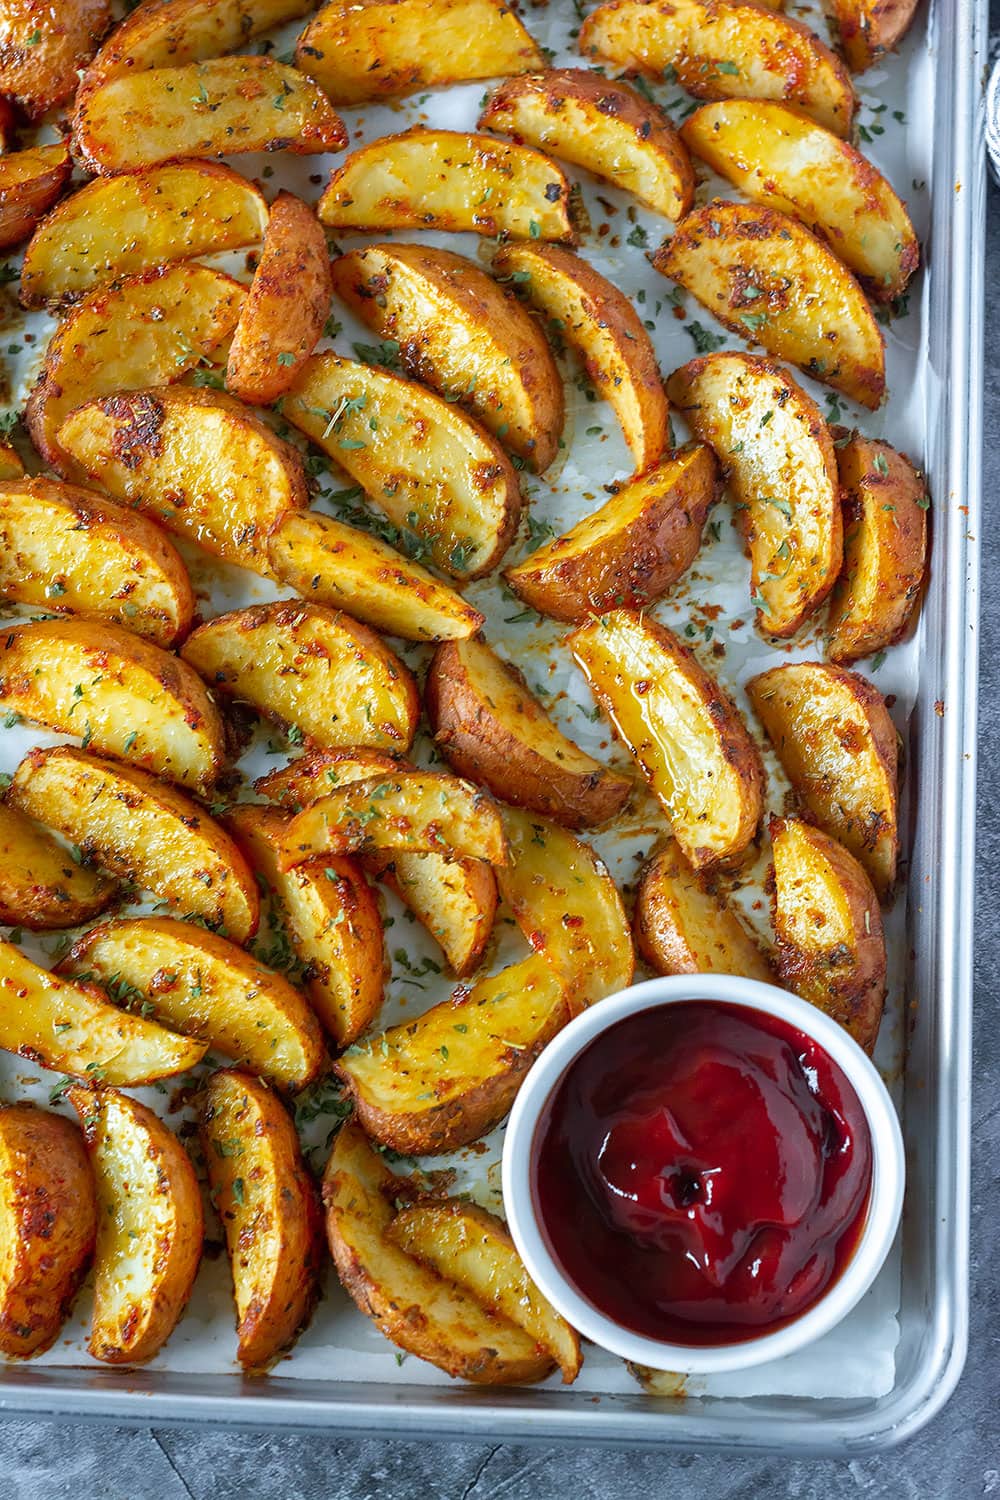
left=68, top=1087, right=202, bottom=1364
left=8, top=747, right=259, bottom=941
left=0, top=802, right=117, bottom=931
left=570, top=610, right=765, bottom=868
left=634, top=840, right=774, bottom=980
left=666, top=355, right=842, bottom=638
left=426, top=638, right=631, bottom=829
left=0, top=1103, right=96, bottom=1358
left=504, top=446, right=718, bottom=621
left=62, top=918, right=325, bottom=1093
left=0, top=144, right=72, bottom=252
left=285, top=354, right=523, bottom=579
left=0, top=477, right=194, bottom=646
left=654, top=202, right=885, bottom=409
left=0, top=444, right=23, bottom=480
left=0, top=0, right=109, bottom=116
left=57, top=388, right=308, bottom=578
left=319, top=130, right=575, bottom=240
left=330, top=243, right=563, bottom=472
left=494, top=242, right=668, bottom=473
left=202, top=1069, right=323, bottom=1371
left=481, top=69, right=693, bottom=221
left=770, top=816, right=886, bottom=1052
left=828, top=0, right=918, bottom=72
left=254, top=747, right=404, bottom=806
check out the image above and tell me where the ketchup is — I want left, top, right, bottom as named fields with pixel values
left=532, top=1001, right=873, bottom=1345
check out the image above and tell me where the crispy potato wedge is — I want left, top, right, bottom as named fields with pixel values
left=634, top=840, right=774, bottom=979
left=0, top=801, right=117, bottom=931
left=0, top=1103, right=96, bottom=1358
left=57, top=388, right=308, bottom=578
left=8, top=747, right=259, bottom=941
left=826, top=434, right=928, bottom=665
left=493, top=242, right=668, bottom=473
left=285, top=354, right=523, bottom=579
left=426, top=638, right=631, bottom=829
left=0, top=144, right=71, bottom=252
left=570, top=609, right=765, bottom=868
left=202, top=1069, right=323, bottom=1371
left=68, top=1087, right=202, bottom=1364
left=504, top=445, right=719, bottom=622
left=828, top=0, right=918, bottom=72
left=666, top=354, right=842, bottom=638
left=319, top=129, right=575, bottom=240
left=0, top=0, right=109, bottom=116
left=62, top=918, right=325, bottom=1094
left=331, top=243, right=563, bottom=472
left=0, top=444, right=23, bottom=480
left=0, top=477, right=194, bottom=647
left=255, top=747, right=404, bottom=806
left=481, top=69, right=693, bottom=221
left=770, top=815, right=886, bottom=1052
left=654, top=202, right=885, bottom=409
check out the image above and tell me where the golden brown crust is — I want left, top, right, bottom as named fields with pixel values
left=828, top=0, right=918, bottom=71
left=0, top=801, right=117, bottom=930
left=0, top=144, right=72, bottom=252
left=634, top=841, right=775, bottom=980
left=0, top=0, right=109, bottom=117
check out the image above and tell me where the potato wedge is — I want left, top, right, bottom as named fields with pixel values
left=579, top=0, right=855, bottom=137
left=61, top=918, right=325, bottom=1093
left=0, top=1103, right=96, bottom=1358
left=0, top=0, right=109, bottom=116
left=680, top=102, right=919, bottom=302
left=570, top=609, right=765, bottom=868
left=770, top=815, right=886, bottom=1052
left=8, top=747, right=259, bottom=941
left=330, top=243, right=563, bottom=472
left=634, top=840, right=774, bottom=980
left=493, top=242, right=668, bottom=473
left=746, top=661, right=898, bottom=897
left=0, top=444, right=23, bottom=480
left=254, top=747, right=404, bottom=806
left=0, top=144, right=71, bottom=253
left=480, top=69, right=693, bottom=221
left=0, top=477, right=194, bottom=647
left=318, top=129, right=574, bottom=241
left=654, top=202, right=885, bottom=409
left=504, top=445, right=719, bottom=622
left=426, top=638, right=631, bottom=829
left=826, top=434, right=928, bottom=665
left=324, top=1120, right=554, bottom=1381
left=666, top=354, right=842, bottom=638
left=181, top=602, right=418, bottom=754
left=285, top=354, right=523, bottom=579
left=0, top=802, right=117, bottom=931
left=68, top=1086, right=202, bottom=1364
left=202, top=1069, right=322, bottom=1371
left=828, top=0, right=918, bottom=72
left=57, top=388, right=308, bottom=578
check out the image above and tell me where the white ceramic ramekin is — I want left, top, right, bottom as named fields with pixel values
left=502, top=974, right=905, bottom=1375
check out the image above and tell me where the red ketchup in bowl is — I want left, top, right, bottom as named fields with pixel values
left=532, top=1001, right=873, bottom=1345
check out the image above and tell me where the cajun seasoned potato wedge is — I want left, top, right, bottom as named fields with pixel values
left=571, top=610, right=765, bottom=868
left=387, top=1201, right=581, bottom=1383
left=0, top=444, right=22, bottom=480
left=254, top=747, right=403, bottom=806
left=828, top=0, right=918, bottom=72
left=0, top=0, right=109, bottom=116
left=481, top=69, right=693, bottom=221
left=68, top=1087, right=202, bottom=1364
left=666, top=355, right=842, bottom=638
left=25, top=262, right=244, bottom=474
left=426, top=638, right=631, bottom=829
left=579, top=0, right=855, bottom=138
left=62, top=918, right=324, bottom=1093
left=654, top=202, right=885, bottom=409
left=20, top=162, right=267, bottom=309
left=0, top=1103, right=96, bottom=1358
left=181, top=602, right=418, bottom=754
left=285, top=354, right=523, bottom=579
left=319, top=130, right=575, bottom=240
left=770, top=816, right=886, bottom=1053
left=0, top=144, right=71, bottom=252
left=634, top=840, right=774, bottom=980
left=680, top=102, right=918, bottom=302
left=324, top=1120, right=554, bottom=1381
left=505, top=446, right=718, bottom=621
left=330, top=243, right=563, bottom=472
left=494, top=242, right=668, bottom=473
left=0, top=802, right=117, bottom=930
left=202, top=1069, right=323, bottom=1371
left=57, top=388, right=308, bottom=578
left=0, top=477, right=194, bottom=647
left=826, top=434, right=928, bottom=664
left=8, top=747, right=259, bottom=940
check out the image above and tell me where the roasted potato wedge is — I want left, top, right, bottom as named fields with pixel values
left=0, top=144, right=71, bottom=252
left=570, top=609, right=765, bottom=868
left=0, top=801, right=117, bottom=931
left=202, top=1069, right=323, bottom=1371
left=255, top=747, right=404, bottom=805
left=68, top=1086, right=202, bottom=1364
left=330, top=242, right=563, bottom=472
left=828, top=0, right=918, bottom=72
left=504, top=445, right=718, bottom=621
left=770, top=816, right=886, bottom=1052
left=426, top=638, right=631, bottom=829
left=0, top=0, right=109, bottom=116
left=634, top=840, right=774, bottom=980
left=8, top=747, right=259, bottom=941
left=0, top=1103, right=96, bottom=1358
left=666, top=354, right=842, bottom=638
left=0, top=444, right=23, bottom=480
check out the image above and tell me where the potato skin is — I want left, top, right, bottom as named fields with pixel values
left=829, top=0, right=918, bottom=71
left=0, top=144, right=72, bottom=252
left=0, top=0, right=110, bottom=116
left=634, top=841, right=775, bottom=980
